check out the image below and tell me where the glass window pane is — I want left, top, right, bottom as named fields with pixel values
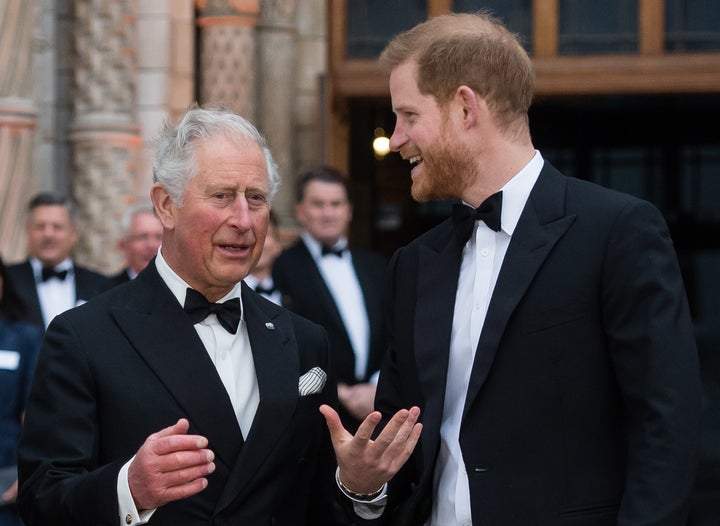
left=590, top=147, right=663, bottom=204
left=666, top=0, right=720, bottom=51
left=453, top=0, right=533, bottom=53
left=559, top=0, right=638, bottom=55
left=346, top=0, right=426, bottom=58
left=680, top=145, right=720, bottom=221
left=541, top=148, right=576, bottom=178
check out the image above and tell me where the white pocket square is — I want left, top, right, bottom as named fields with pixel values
left=298, top=367, right=327, bottom=396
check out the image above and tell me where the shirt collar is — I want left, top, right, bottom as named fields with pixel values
left=31, top=257, right=74, bottom=278
left=300, top=231, right=348, bottom=260
left=154, top=247, right=244, bottom=319
left=496, top=150, right=544, bottom=236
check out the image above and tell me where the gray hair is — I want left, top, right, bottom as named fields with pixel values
left=120, top=201, right=156, bottom=237
left=152, top=106, right=280, bottom=206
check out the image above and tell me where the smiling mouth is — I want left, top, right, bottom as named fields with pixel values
left=408, top=155, right=423, bottom=167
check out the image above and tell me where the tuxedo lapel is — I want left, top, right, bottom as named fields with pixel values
left=297, top=242, right=347, bottom=332
left=462, top=165, right=576, bottom=421
left=414, top=223, right=464, bottom=470
left=216, top=285, right=299, bottom=510
left=110, top=266, right=244, bottom=468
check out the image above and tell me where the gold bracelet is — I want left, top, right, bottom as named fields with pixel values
left=337, top=476, right=384, bottom=501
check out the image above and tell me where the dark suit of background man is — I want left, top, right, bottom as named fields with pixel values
left=273, top=166, right=387, bottom=431
left=321, top=12, right=702, bottom=526
left=18, top=107, right=344, bottom=526
left=0, top=192, right=113, bottom=329
left=112, top=202, right=163, bottom=286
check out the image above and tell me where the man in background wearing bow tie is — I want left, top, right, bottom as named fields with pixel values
left=244, top=210, right=283, bottom=305
left=273, top=166, right=388, bottom=432
left=1, top=192, right=113, bottom=329
left=17, top=107, right=346, bottom=526
left=321, top=12, right=702, bottom=526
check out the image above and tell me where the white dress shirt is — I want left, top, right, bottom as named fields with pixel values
left=117, top=248, right=259, bottom=526
left=302, top=231, right=371, bottom=380
left=31, top=257, right=76, bottom=328
left=430, top=151, right=543, bottom=525
left=346, top=152, right=544, bottom=524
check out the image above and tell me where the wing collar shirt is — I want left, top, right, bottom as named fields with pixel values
left=31, top=257, right=75, bottom=328
left=116, top=247, right=259, bottom=526
left=301, top=231, right=371, bottom=381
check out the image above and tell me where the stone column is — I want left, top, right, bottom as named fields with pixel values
left=0, top=0, right=38, bottom=262
left=70, top=0, right=141, bottom=273
left=196, top=0, right=260, bottom=121
left=257, top=0, right=297, bottom=225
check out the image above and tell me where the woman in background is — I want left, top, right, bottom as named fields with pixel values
left=0, top=257, right=42, bottom=526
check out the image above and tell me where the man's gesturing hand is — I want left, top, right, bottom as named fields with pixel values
left=128, top=418, right=215, bottom=511
left=320, top=404, right=422, bottom=494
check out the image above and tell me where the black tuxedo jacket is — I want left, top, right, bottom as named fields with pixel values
left=273, top=241, right=387, bottom=386
left=17, top=263, right=344, bottom=526
left=111, top=268, right=133, bottom=286
left=1, top=260, right=113, bottom=328
left=373, top=163, right=701, bottom=525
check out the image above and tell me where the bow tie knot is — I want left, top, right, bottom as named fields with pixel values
left=41, top=267, right=69, bottom=282
left=254, top=283, right=275, bottom=295
left=321, top=245, right=345, bottom=257
left=452, top=191, right=503, bottom=244
left=183, top=288, right=241, bottom=334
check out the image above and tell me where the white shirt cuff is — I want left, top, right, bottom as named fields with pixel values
left=334, top=467, right=387, bottom=519
left=117, top=457, right=157, bottom=525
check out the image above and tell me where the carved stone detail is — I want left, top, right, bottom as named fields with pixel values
left=199, top=24, right=257, bottom=120
left=70, top=0, right=140, bottom=272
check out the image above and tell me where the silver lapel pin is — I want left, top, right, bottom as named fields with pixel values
left=265, top=322, right=275, bottom=330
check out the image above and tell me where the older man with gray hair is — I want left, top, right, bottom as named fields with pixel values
left=18, top=107, right=345, bottom=526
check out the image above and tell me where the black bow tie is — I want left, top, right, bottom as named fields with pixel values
left=41, top=267, right=69, bottom=282
left=183, top=288, right=242, bottom=334
left=254, top=283, right=274, bottom=295
left=453, top=191, right=503, bottom=244
left=321, top=245, right=345, bottom=257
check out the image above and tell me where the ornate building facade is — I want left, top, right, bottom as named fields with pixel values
left=0, top=0, right=327, bottom=272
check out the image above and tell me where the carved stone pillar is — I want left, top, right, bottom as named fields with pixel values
left=70, top=0, right=141, bottom=273
left=0, top=1, right=38, bottom=262
left=196, top=0, right=260, bottom=121
left=257, top=0, right=297, bottom=225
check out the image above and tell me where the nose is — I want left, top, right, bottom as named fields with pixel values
left=227, top=197, right=252, bottom=229
left=389, top=122, right=405, bottom=152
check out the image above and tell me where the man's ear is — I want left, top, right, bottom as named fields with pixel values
left=150, top=184, right=176, bottom=230
left=455, top=85, right=481, bottom=130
